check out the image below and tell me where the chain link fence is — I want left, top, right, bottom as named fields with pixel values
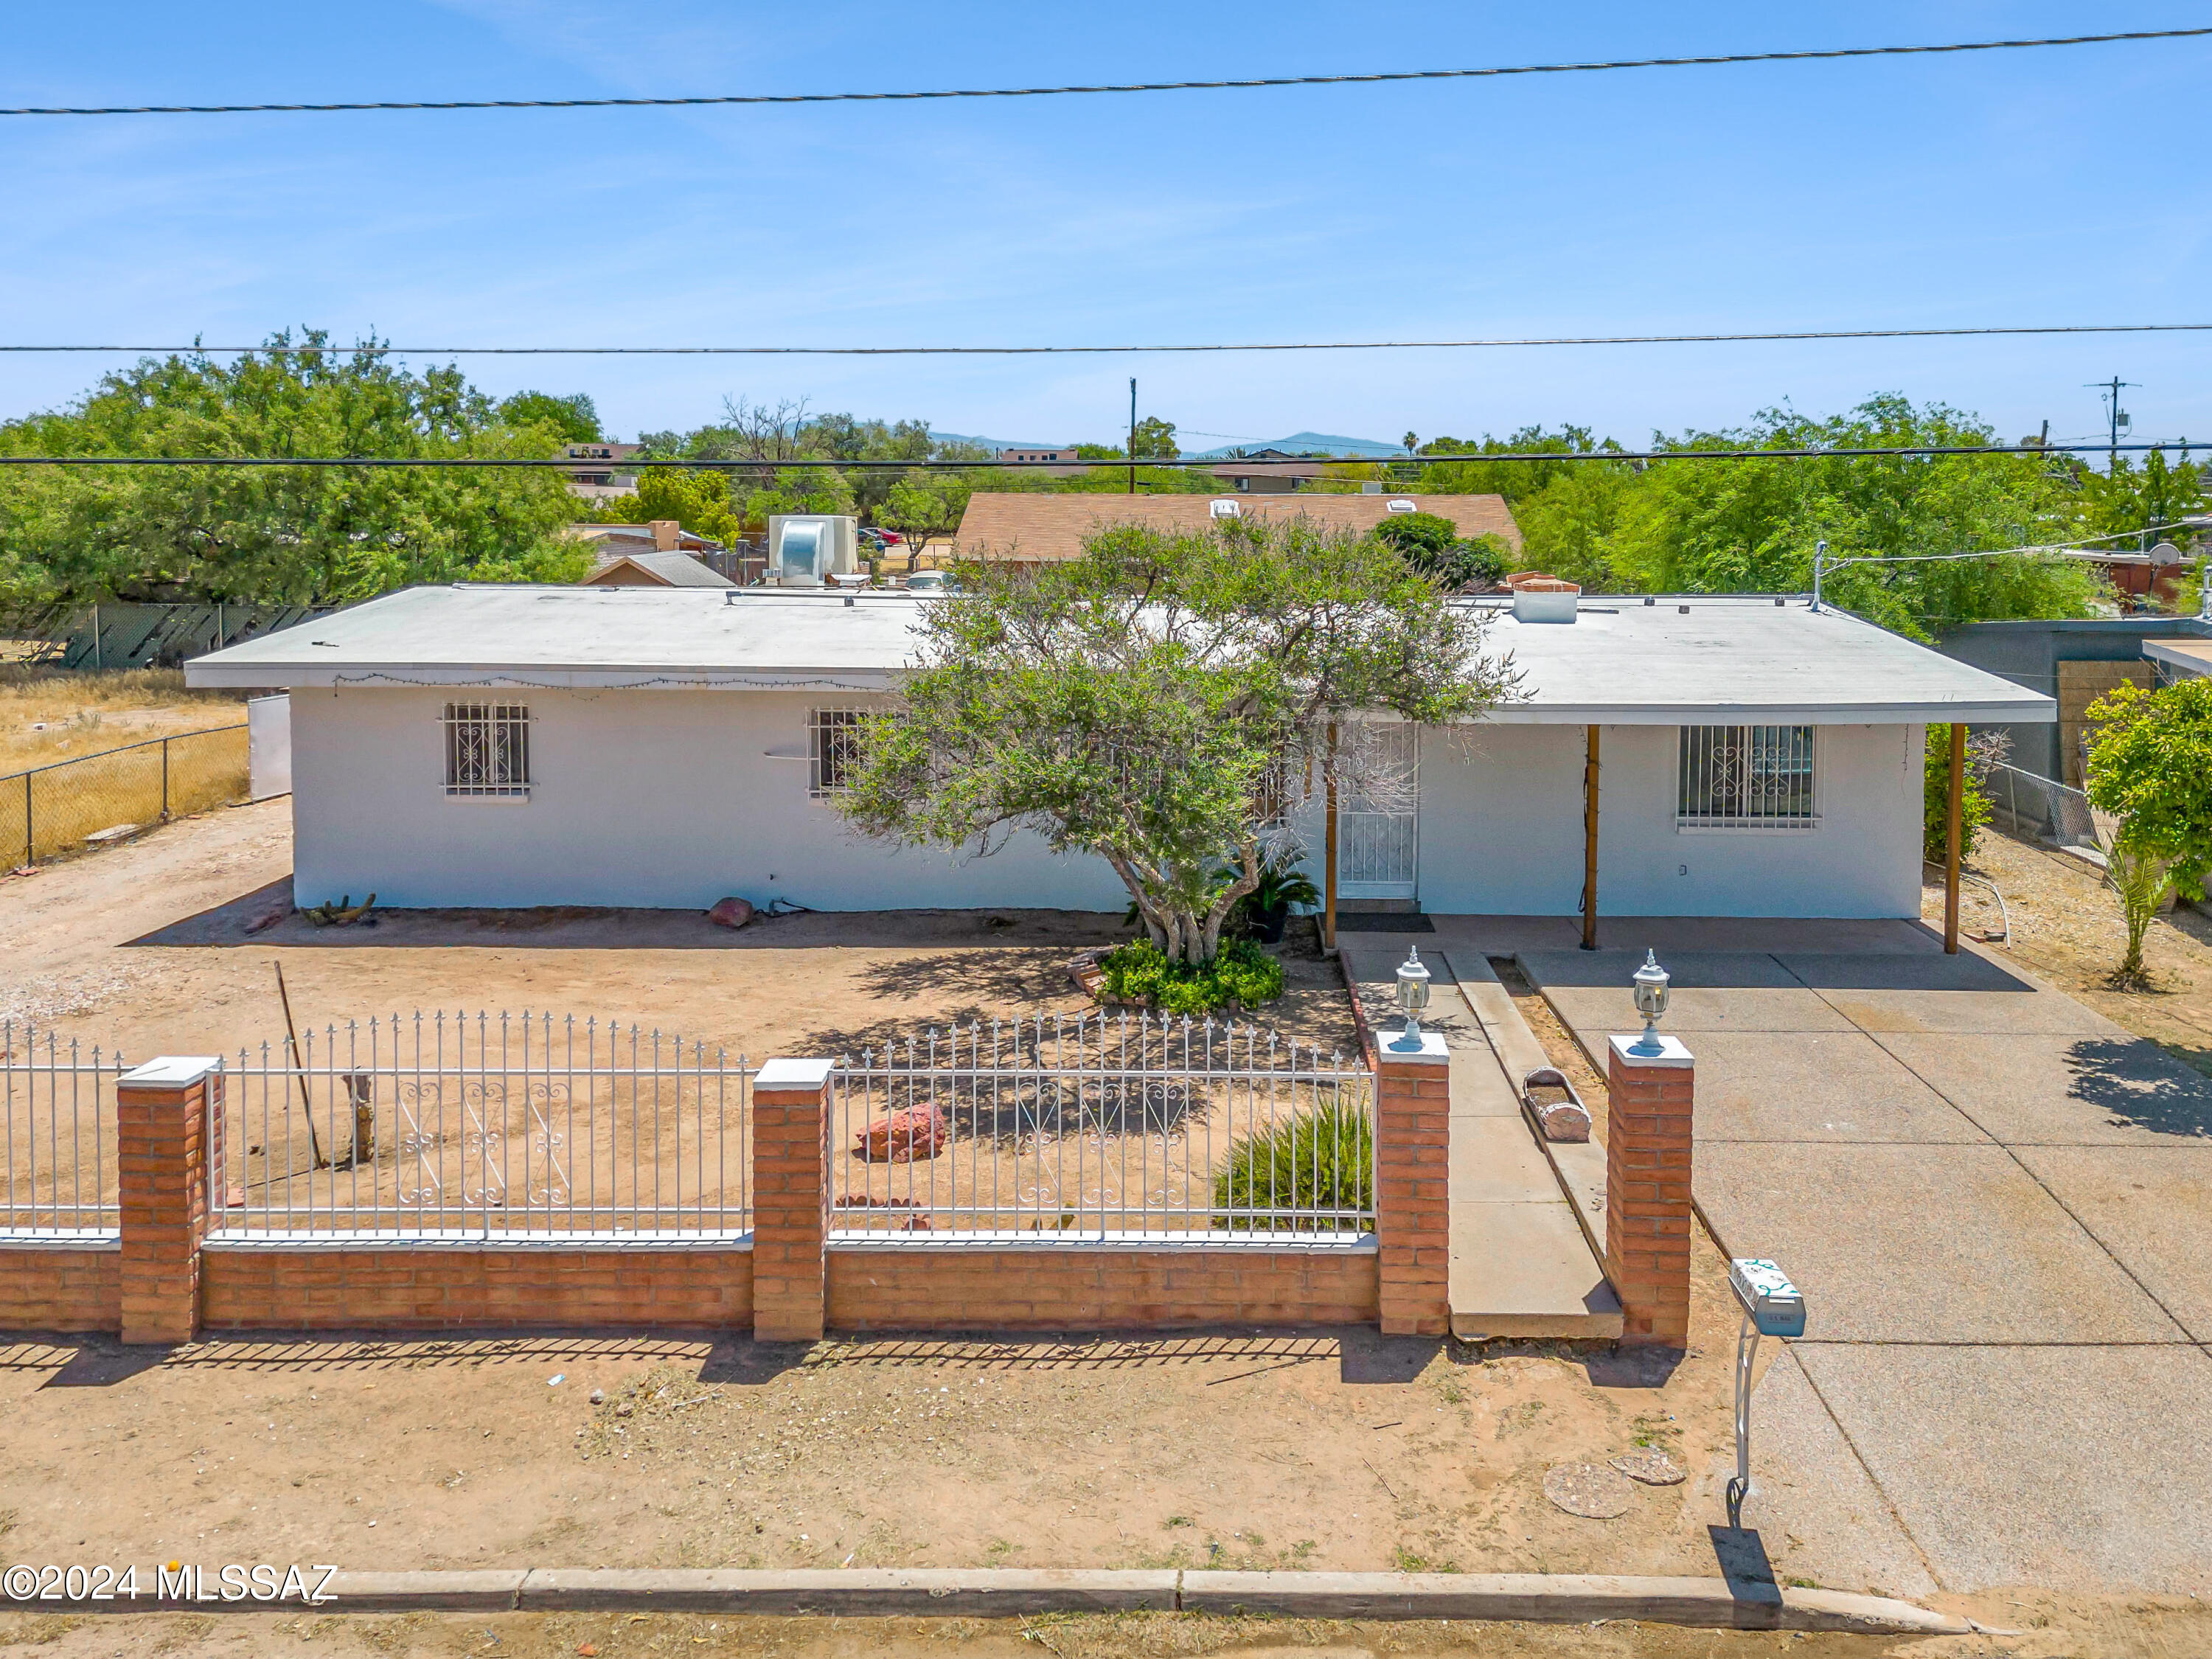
left=1, top=724, right=248, bottom=867
left=1985, top=762, right=2113, bottom=858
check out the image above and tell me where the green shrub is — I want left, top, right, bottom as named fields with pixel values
left=1924, top=722, right=1994, bottom=862
left=1212, top=1101, right=1373, bottom=1229
left=1096, top=938, right=1287, bottom=1013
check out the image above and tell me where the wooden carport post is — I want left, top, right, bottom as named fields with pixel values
left=1944, top=721, right=1965, bottom=955
left=1581, top=724, right=1600, bottom=951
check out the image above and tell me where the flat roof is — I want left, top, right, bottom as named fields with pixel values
left=184, top=585, right=2054, bottom=724
left=2143, top=636, right=2212, bottom=678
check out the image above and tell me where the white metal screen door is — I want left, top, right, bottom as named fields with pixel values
left=1337, top=722, right=1419, bottom=898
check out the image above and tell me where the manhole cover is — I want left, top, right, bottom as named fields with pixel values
left=1543, top=1461, right=1634, bottom=1518
left=1610, top=1450, right=1686, bottom=1486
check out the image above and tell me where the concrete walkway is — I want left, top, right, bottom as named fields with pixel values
left=1443, top=915, right=2212, bottom=1597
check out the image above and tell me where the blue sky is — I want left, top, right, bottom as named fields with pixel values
left=4, top=2, right=2210, bottom=455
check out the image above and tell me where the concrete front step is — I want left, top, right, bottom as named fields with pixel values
left=1340, top=948, right=1620, bottom=1341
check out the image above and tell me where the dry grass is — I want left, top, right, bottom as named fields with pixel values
left=0, top=667, right=248, bottom=776
left=0, top=668, right=253, bottom=864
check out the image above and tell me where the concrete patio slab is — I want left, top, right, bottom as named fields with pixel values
left=1819, top=987, right=2125, bottom=1037
left=1793, top=1343, right=2212, bottom=1593
left=1428, top=917, right=1941, bottom=957
left=1775, top=950, right=2041, bottom=994
left=2013, top=1146, right=2212, bottom=1341
left=1693, top=1142, right=2185, bottom=1343
left=1725, top=1348, right=1936, bottom=1601
left=1539, top=984, right=1859, bottom=1036
left=1519, top=949, right=1804, bottom=990
left=1873, top=1032, right=2212, bottom=1144
left=1679, top=1029, right=1991, bottom=1145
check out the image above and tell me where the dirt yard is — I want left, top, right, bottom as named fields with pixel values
left=3, top=1220, right=1794, bottom=1590
left=4, top=1599, right=2209, bottom=1659
left=0, top=667, right=248, bottom=776
left=1924, top=828, right=2212, bottom=1076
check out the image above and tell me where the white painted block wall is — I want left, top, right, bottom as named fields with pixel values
left=1414, top=722, right=1924, bottom=919
left=289, top=688, right=1927, bottom=919
left=288, top=686, right=1130, bottom=911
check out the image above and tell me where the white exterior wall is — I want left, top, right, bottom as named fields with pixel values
left=1413, top=722, right=1925, bottom=919
left=288, top=686, right=1130, bottom=911
left=290, top=688, right=1925, bottom=919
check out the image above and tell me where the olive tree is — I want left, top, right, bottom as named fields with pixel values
left=2083, top=678, right=2212, bottom=984
left=834, top=517, right=1520, bottom=964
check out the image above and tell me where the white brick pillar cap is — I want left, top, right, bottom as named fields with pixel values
left=1608, top=1034, right=1694, bottom=1068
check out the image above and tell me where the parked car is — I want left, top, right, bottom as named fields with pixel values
left=904, top=570, right=956, bottom=594
left=858, top=526, right=904, bottom=552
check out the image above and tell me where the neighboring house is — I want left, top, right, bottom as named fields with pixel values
left=561, top=442, right=645, bottom=492
left=187, top=585, right=2048, bottom=918
left=1938, top=616, right=2212, bottom=785
left=950, top=493, right=1523, bottom=564
left=570, top=521, right=722, bottom=557
left=580, top=552, right=735, bottom=589
left=1211, top=456, right=1331, bottom=493
left=996, top=445, right=1084, bottom=476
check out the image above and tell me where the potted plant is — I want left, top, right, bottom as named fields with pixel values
left=1234, top=859, right=1321, bottom=945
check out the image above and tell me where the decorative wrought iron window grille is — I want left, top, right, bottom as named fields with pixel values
left=808, top=707, right=867, bottom=797
left=1677, top=725, right=1817, bottom=829
left=442, top=703, right=531, bottom=797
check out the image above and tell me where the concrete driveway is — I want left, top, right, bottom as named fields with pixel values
left=1447, top=916, right=2212, bottom=1597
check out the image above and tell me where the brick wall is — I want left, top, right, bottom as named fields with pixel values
left=1604, top=1035, right=1694, bottom=1347
left=0, top=1245, right=122, bottom=1332
left=826, top=1244, right=1377, bottom=1332
left=200, top=1245, right=752, bottom=1331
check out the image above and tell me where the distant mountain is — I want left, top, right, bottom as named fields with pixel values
left=1184, top=431, right=1410, bottom=461
left=927, top=429, right=1071, bottom=454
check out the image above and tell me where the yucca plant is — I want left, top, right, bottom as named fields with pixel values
left=1211, top=1101, right=1372, bottom=1231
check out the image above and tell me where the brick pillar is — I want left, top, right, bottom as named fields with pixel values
left=1604, top=1034, right=1694, bottom=1346
left=117, top=1057, right=223, bottom=1346
left=1374, top=1031, right=1450, bottom=1336
left=751, top=1058, right=832, bottom=1343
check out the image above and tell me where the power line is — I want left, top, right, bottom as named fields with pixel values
left=0, top=438, right=2188, bottom=470
left=7, top=320, right=2212, bottom=357
left=4, top=27, right=2206, bottom=117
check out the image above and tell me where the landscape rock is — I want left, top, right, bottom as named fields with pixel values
left=853, top=1106, right=948, bottom=1163
left=1542, top=1461, right=1634, bottom=1519
left=706, top=897, right=755, bottom=930
left=1610, top=1450, right=1686, bottom=1486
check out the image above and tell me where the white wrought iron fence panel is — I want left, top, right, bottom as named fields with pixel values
left=831, top=1013, right=1374, bottom=1240
left=1, top=1023, right=125, bottom=1237
left=210, top=1012, right=751, bottom=1238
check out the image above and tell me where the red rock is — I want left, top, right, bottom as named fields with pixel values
left=854, top=1106, right=947, bottom=1162
left=706, top=896, right=755, bottom=930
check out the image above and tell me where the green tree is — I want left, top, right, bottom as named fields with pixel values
left=1922, top=723, right=1995, bottom=863
left=498, top=390, right=603, bottom=442
left=2084, top=679, right=2212, bottom=983
left=832, top=517, right=1518, bottom=964
left=1369, top=512, right=1510, bottom=590
left=1130, top=417, right=1180, bottom=460
left=2076, top=446, right=2206, bottom=549
left=0, top=333, right=585, bottom=613
left=577, top=467, right=746, bottom=543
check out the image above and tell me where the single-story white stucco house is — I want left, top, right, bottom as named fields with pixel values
left=185, top=585, right=2053, bottom=919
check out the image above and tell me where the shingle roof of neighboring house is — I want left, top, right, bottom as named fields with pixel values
left=578, top=552, right=735, bottom=588
left=950, top=492, right=1521, bottom=563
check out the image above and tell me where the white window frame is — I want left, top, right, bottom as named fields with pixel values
left=442, top=702, right=532, bottom=799
left=808, top=706, right=868, bottom=798
left=1676, top=724, right=1818, bottom=831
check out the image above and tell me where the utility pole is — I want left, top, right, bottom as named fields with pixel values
left=1127, top=377, right=1137, bottom=495
left=2089, top=376, right=2138, bottom=469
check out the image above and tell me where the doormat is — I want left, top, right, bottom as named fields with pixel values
left=1333, top=914, right=1435, bottom=933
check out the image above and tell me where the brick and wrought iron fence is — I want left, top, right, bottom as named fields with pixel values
left=830, top=1013, right=1375, bottom=1239
left=209, top=1012, right=754, bottom=1239
left=0, top=1024, right=126, bottom=1236
left=1, top=724, right=248, bottom=867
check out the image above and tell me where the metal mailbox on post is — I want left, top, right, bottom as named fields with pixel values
left=1725, top=1256, right=1805, bottom=1528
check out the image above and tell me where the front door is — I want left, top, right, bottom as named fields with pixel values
left=1336, top=722, right=1419, bottom=900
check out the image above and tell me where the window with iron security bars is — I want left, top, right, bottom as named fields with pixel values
left=809, top=706, right=867, bottom=797
left=443, top=703, right=530, bottom=796
left=1677, top=725, right=1817, bottom=829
